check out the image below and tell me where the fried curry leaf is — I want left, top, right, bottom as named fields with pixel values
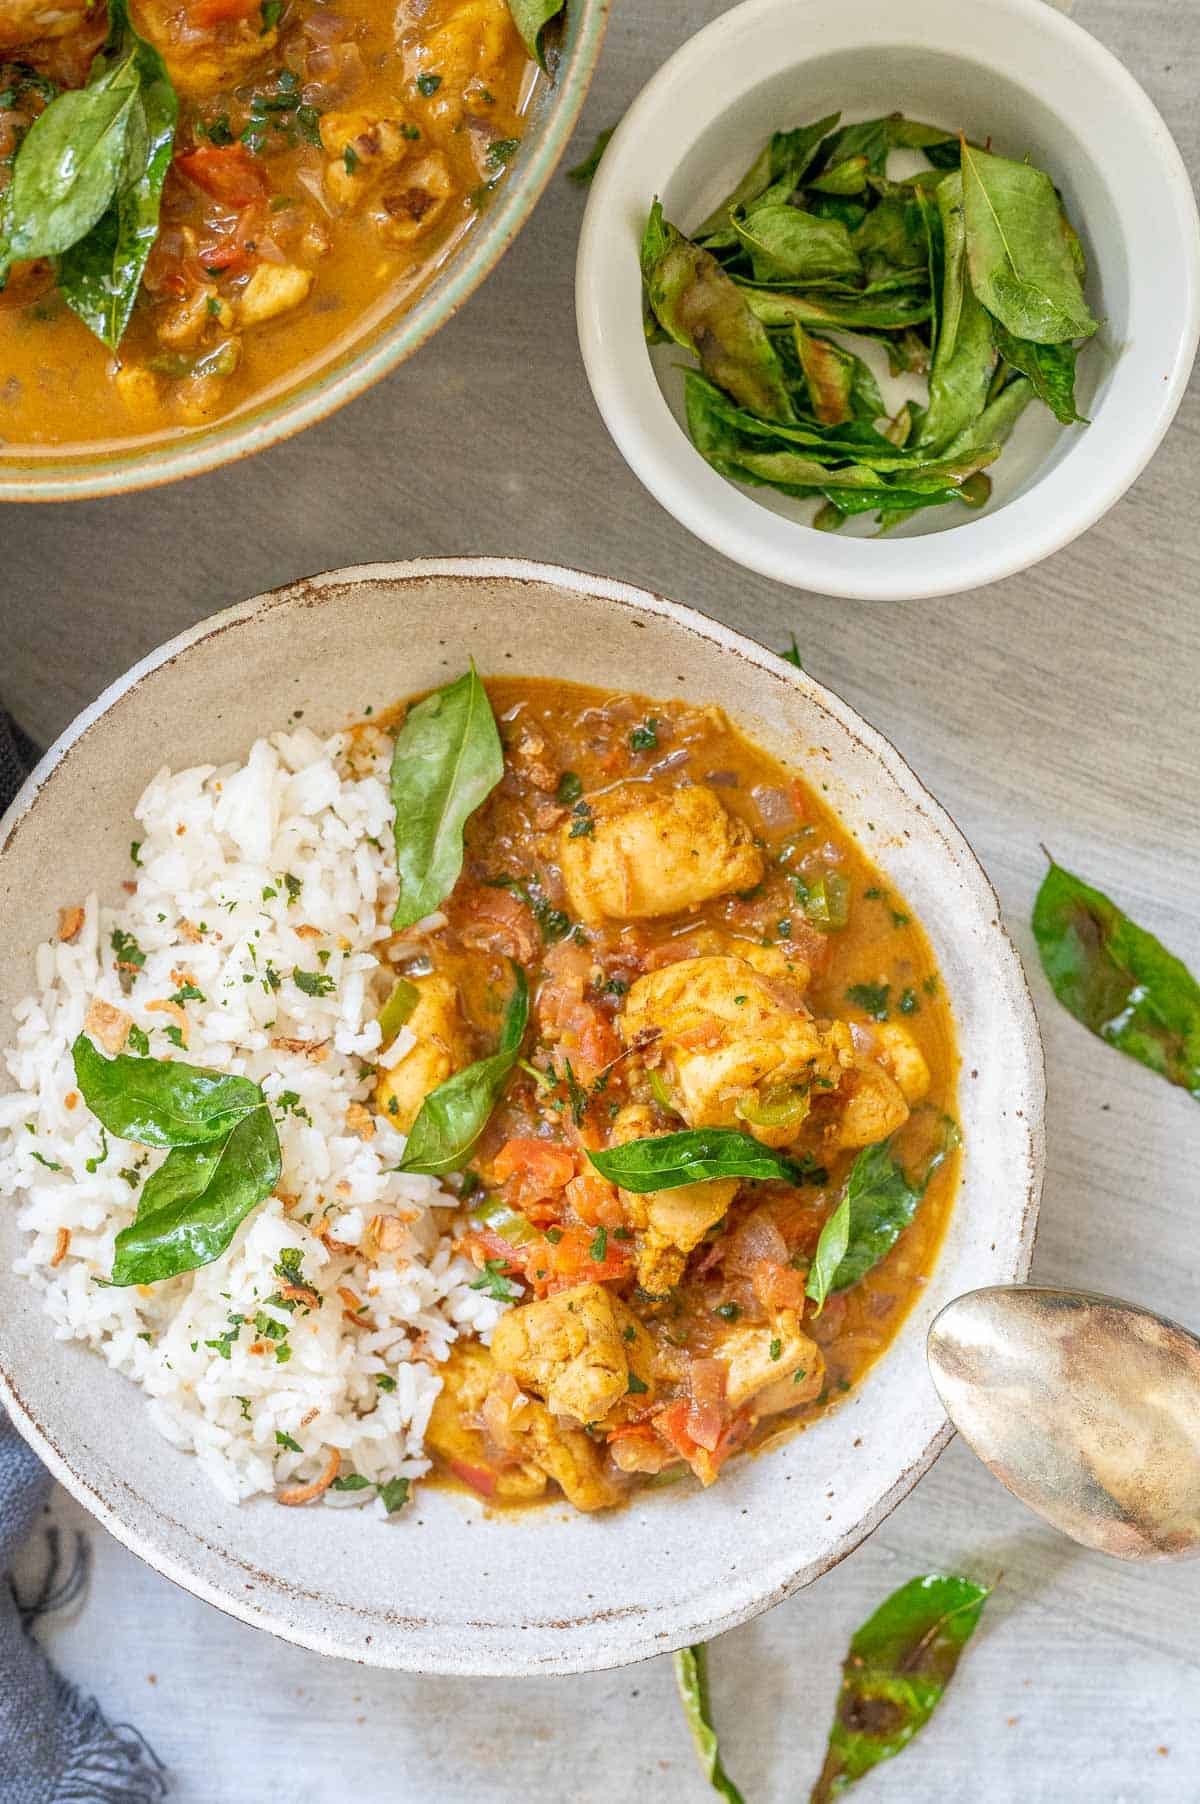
left=1032, top=861, right=1200, bottom=1097
left=72, top=1034, right=265, bottom=1147
left=793, top=324, right=855, bottom=426
left=731, top=204, right=861, bottom=286
left=740, top=285, right=933, bottom=333
left=398, top=963, right=529, bottom=1174
left=991, top=318, right=1086, bottom=425
left=693, top=113, right=840, bottom=244
left=109, top=1104, right=281, bottom=1286
left=566, top=125, right=614, bottom=186
left=960, top=141, right=1098, bottom=344
left=390, top=663, right=503, bottom=931
left=641, top=201, right=794, bottom=422
left=806, top=1119, right=959, bottom=1310
left=58, top=0, right=178, bottom=350
left=588, top=1127, right=809, bottom=1191
left=673, top=1645, right=747, bottom=1804
left=918, top=173, right=998, bottom=449
left=503, top=0, right=564, bottom=71
left=0, top=76, right=137, bottom=275
left=809, top=1575, right=991, bottom=1804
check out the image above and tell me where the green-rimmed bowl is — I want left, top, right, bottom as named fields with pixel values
left=0, top=1, right=608, bottom=504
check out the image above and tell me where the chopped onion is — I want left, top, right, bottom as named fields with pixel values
left=703, top=769, right=739, bottom=788
left=303, top=9, right=352, bottom=40
left=849, top=1021, right=878, bottom=1056
left=752, top=784, right=798, bottom=831
left=724, top=1210, right=789, bottom=1276
left=648, top=747, right=690, bottom=776
left=295, top=166, right=335, bottom=217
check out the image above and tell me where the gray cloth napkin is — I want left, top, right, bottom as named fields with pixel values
left=0, top=712, right=170, bottom=1803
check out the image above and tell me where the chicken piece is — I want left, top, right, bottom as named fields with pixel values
left=415, top=0, right=518, bottom=122
left=374, top=974, right=471, bottom=1132
left=624, top=954, right=853, bottom=1149
left=320, top=111, right=413, bottom=210
left=491, top=1282, right=656, bottom=1425
left=874, top=1022, right=931, bottom=1105
left=373, top=151, right=454, bottom=244
left=834, top=1061, right=910, bottom=1149
left=156, top=285, right=223, bottom=350
left=0, top=0, right=88, bottom=45
left=515, top=1399, right=622, bottom=1512
left=131, top=0, right=277, bottom=98
left=610, top=1104, right=736, bottom=1295
left=560, top=786, right=763, bottom=927
left=426, top=1342, right=547, bottom=1502
left=236, top=264, right=314, bottom=328
left=722, top=1310, right=824, bottom=1414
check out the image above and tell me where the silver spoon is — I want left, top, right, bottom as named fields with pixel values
left=927, top=1286, right=1200, bottom=1560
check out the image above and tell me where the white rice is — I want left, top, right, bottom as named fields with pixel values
left=0, top=723, right=507, bottom=1510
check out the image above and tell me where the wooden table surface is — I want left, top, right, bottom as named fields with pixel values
left=4, top=0, right=1199, bottom=1797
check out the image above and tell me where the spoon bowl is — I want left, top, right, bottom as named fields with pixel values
left=928, top=1286, right=1200, bottom=1560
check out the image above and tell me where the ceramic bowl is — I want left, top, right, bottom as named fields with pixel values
left=576, top=0, right=1200, bottom=600
left=0, top=2, right=607, bottom=505
left=0, top=559, right=1043, bottom=1674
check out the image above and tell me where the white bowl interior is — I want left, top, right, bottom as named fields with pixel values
left=0, top=562, right=1043, bottom=1673
left=576, top=0, right=1200, bottom=596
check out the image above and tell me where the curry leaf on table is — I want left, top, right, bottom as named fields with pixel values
left=390, top=662, right=503, bottom=931
left=588, top=1126, right=812, bottom=1191
left=808, top=1575, right=991, bottom=1803
left=1032, top=860, right=1200, bottom=1097
left=566, top=125, right=614, bottom=186
left=641, top=202, right=795, bottom=422
left=398, top=964, right=529, bottom=1175
left=109, top=1104, right=281, bottom=1286
left=72, top=1033, right=265, bottom=1147
left=806, top=1118, right=959, bottom=1309
left=503, top=0, right=565, bottom=71
left=58, top=0, right=178, bottom=351
left=673, top=1645, right=747, bottom=1804
left=960, top=140, right=1098, bottom=344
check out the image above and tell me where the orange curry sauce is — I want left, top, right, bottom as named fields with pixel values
left=356, top=678, right=960, bottom=1510
left=0, top=0, right=533, bottom=454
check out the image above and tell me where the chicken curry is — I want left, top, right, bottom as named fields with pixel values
left=0, top=0, right=536, bottom=454
left=367, top=675, right=960, bottom=1513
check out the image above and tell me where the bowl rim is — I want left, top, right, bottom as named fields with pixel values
left=0, top=0, right=609, bottom=506
left=0, top=557, right=1045, bottom=1671
left=575, top=0, right=1200, bottom=600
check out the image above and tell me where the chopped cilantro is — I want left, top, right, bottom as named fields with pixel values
left=555, top=770, right=583, bottom=805
left=206, top=1315, right=244, bottom=1360
left=485, top=136, right=520, bottom=170
left=260, top=0, right=282, bottom=30
left=284, top=873, right=302, bottom=904
left=588, top=1225, right=608, bottom=1263
left=253, top=1310, right=288, bottom=1342
left=30, top=1150, right=61, bottom=1171
left=715, top=1302, right=741, bottom=1322
left=275, top=1247, right=305, bottom=1283
left=130, top=840, right=143, bottom=866
left=294, top=968, right=335, bottom=997
left=568, top=800, right=595, bottom=839
left=469, top=1259, right=522, bottom=1302
left=127, top=1024, right=150, bottom=1056
left=380, top=1477, right=411, bottom=1513
left=332, top=1473, right=373, bottom=1492
left=376, top=1374, right=397, bottom=1393
left=845, top=982, right=890, bottom=1022
left=163, top=1025, right=184, bottom=1048
left=769, top=1338, right=783, bottom=1362
left=343, top=143, right=358, bottom=175
left=168, top=981, right=205, bottom=1005
left=626, top=1373, right=649, bottom=1395
left=237, top=1396, right=252, bottom=1419
left=275, top=1430, right=302, bottom=1452
left=110, top=927, right=145, bottom=969
left=898, top=987, right=919, bottom=1016
left=416, top=71, right=442, bottom=95
left=629, top=719, right=658, bottom=752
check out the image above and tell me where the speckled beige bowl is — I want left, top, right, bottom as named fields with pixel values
left=0, top=560, right=1043, bottom=1673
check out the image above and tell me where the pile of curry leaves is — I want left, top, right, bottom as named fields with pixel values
left=641, top=110, right=1097, bottom=533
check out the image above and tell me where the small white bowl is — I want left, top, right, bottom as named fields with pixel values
left=576, top=0, right=1200, bottom=600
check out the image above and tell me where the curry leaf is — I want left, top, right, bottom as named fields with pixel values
left=503, top=0, right=564, bottom=71
left=109, top=1104, right=281, bottom=1286
left=731, top=205, right=861, bottom=286
left=793, top=324, right=855, bottom=426
left=991, top=318, right=1086, bottom=425
left=673, top=1645, right=747, bottom=1804
left=390, top=663, right=503, bottom=931
left=58, top=0, right=177, bottom=350
left=588, top=1127, right=808, bottom=1191
left=641, top=202, right=794, bottom=423
left=806, top=1120, right=959, bottom=1308
left=960, top=141, right=1097, bottom=344
left=0, top=77, right=136, bottom=271
left=72, top=1034, right=265, bottom=1147
left=693, top=114, right=840, bottom=244
left=566, top=125, right=614, bottom=186
left=741, top=285, right=932, bottom=333
left=918, top=174, right=998, bottom=449
left=809, top=1575, right=991, bottom=1804
left=398, top=964, right=528, bottom=1175
left=1032, top=860, right=1200, bottom=1097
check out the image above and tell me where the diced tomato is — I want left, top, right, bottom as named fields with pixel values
left=447, top=1458, right=498, bottom=1499
left=176, top=144, right=269, bottom=209
left=576, top=1009, right=621, bottom=1076
left=654, top=1396, right=748, bottom=1484
left=458, top=1226, right=523, bottom=1276
left=563, top=1172, right=622, bottom=1229
left=457, top=884, right=539, bottom=964
left=522, top=1198, right=565, bottom=1230
left=751, top=1257, right=809, bottom=1312
left=493, top=1137, right=575, bottom=1197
